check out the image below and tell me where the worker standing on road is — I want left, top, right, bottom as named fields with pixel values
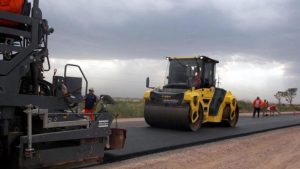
left=252, top=97, right=262, bottom=118
left=84, top=88, right=97, bottom=121
left=261, top=99, right=268, bottom=116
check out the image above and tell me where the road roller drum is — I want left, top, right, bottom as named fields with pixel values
left=144, top=103, right=191, bottom=130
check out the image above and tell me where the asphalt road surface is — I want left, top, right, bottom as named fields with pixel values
left=105, top=114, right=300, bottom=162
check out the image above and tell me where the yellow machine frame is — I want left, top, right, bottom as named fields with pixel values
left=144, top=87, right=238, bottom=125
left=143, top=56, right=239, bottom=129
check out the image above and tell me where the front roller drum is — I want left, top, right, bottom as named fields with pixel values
left=223, top=104, right=239, bottom=127
left=144, top=104, right=201, bottom=131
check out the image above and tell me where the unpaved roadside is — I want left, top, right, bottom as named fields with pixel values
left=95, top=126, right=300, bottom=169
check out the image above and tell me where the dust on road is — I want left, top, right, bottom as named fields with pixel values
left=96, top=126, right=300, bottom=169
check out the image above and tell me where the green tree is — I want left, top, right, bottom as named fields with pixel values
left=285, top=88, right=297, bottom=105
left=274, top=91, right=285, bottom=105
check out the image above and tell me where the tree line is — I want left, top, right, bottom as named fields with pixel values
left=274, top=88, right=298, bottom=105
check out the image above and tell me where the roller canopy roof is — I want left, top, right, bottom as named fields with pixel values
left=167, top=56, right=219, bottom=64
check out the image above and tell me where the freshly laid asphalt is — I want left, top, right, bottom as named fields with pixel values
left=104, top=114, right=300, bottom=162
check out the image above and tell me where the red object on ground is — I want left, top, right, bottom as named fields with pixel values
left=84, top=108, right=95, bottom=121
left=269, top=105, right=277, bottom=111
left=0, top=0, right=24, bottom=26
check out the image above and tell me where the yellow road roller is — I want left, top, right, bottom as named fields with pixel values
left=143, top=56, right=239, bottom=131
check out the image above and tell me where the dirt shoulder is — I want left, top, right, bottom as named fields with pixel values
left=98, top=126, right=300, bottom=169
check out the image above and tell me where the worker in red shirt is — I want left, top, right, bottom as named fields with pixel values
left=192, top=70, right=201, bottom=89
left=252, top=97, right=262, bottom=118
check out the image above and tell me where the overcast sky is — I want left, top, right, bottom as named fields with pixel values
left=40, top=0, right=299, bottom=103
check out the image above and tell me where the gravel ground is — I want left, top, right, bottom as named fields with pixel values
left=93, top=126, right=300, bottom=169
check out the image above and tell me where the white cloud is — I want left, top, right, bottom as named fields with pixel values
left=218, top=55, right=287, bottom=102
left=39, top=1, right=300, bottom=103
left=45, top=56, right=299, bottom=103
left=45, top=58, right=166, bottom=98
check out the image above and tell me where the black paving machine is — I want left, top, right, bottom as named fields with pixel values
left=0, top=0, right=126, bottom=168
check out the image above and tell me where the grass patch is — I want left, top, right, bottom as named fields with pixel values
left=277, top=104, right=300, bottom=112
left=81, top=98, right=300, bottom=118
left=107, top=99, right=144, bottom=118
left=106, top=99, right=259, bottom=118
left=237, top=100, right=253, bottom=113
left=237, top=101, right=300, bottom=113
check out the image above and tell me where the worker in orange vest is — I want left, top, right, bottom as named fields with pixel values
left=261, top=99, right=268, bottom=116
left=252, top=97, right=262, bottom=118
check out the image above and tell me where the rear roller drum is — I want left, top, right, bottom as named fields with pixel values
left=224, top=105, right=239, bottom=127
left=188, top=105, right=203, bottom=131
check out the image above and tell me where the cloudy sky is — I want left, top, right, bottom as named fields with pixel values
left=39, top=0, right=299, bottom=103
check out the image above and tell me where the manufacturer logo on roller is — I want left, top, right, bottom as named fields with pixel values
left=98, top=120, right=109, bottom=128
left=161, top=95, right=172, bottom=99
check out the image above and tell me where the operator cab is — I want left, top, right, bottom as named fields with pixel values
left=164, top=56, right=218, bottom=90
